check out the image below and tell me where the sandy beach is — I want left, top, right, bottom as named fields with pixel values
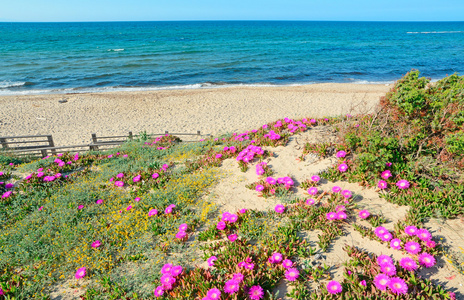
left=0, top=83, right=390, bottom=146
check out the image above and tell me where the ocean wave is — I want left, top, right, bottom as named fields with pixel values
left=0, top=81, right=27, bottom=89
left=108, top=49, right=125, bottom=52
left=407, top=31, right=464, bottom=34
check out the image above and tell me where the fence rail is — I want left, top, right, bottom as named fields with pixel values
left=0, top=131, right=211, bottom=158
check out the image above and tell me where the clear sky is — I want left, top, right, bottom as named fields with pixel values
left=1, top=0, right=463, bottom=22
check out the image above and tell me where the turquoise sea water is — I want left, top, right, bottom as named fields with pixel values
left=0, top=21, right=463, bottom=95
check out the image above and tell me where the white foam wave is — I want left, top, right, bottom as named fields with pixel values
left=407, top=31, right=464, bottom=34
left=108, top=49, right=125, bottom=52
left=350, top=80, right=394, bottom=85
left=0, top=81, right=26, bottom=88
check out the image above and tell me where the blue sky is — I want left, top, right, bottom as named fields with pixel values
left=1, top=0, right=463, bottom=22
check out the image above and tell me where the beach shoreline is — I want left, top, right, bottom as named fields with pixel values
left=1, top=83, right=391, bottom=146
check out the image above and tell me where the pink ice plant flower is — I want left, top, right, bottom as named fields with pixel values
left=416, top=228, right=432, bottom=242
left=326, top=281, right=342, bottom=294
left=399, top=257, right=418, bottom=271
left=126, top=205, right=132, bottom=211
left=418, top=253, right=436, bottom=268
left=378, top=180, right=388, bottom=189
left=91, top=240, right=101, bottom=248
left=336, top=211, right=347, bottom=220
left=404, top=225, right=418, bottom=236
left=326, top=212, right=337, bottom=220
left=233, top=273, right=244, bottom=282
left=307, top=187, right=318, bottom=195
left=228, top=234, right=238, bottom=242
left=374, top=274, right=390, bottom=291
left=275, top=204, right=286, bottom=213
left=388, top=277, right=408, bottom=295
left=282, top=259, right=293, bottom=268
left=175, top=231, right=187, bottom=239
left=152, top=173, right=159, bottom=179
left=255, top=184, right=264, bottom=192
left=161, top=263, right=173, bottom=274
left=224, top=279, right=240, bottom=294
left=248, top=285, right=264, bottom=300
left=270, top=252, right=283, bottom=263
left=306, top=198, right=315, bottom=205
left=381, top=170, right=392, bottom=180
left=171, top=265, right=183, bottom=277
left=206, top=288, right=221, bottom=300
left=285, top=268, right=300, bottom=281
left=153, top=286, right=164, bottom=297
left=217, top=221, right=226, bottom=230
left=390, top=238, right=402, bottom=250
left=207, top=256, right=217, bottom=267
left=342, top=189, right=352, bottom=199
left=404, top=241, right=422, bottom=255
left=228, top=214, right=238, bottom=223
left=381, top=264, right=397, bottom=276
left=75, top=267, right=86, bottom=279
left=377, top=255, right=393, bottom=266
left=358, top=210, right=370, bottom=219
left=179, top=223, right=188, bottom=231
left=332, top=186, right=341, bottom=193
left=311, top=175, right=321, bottom=182
left=336, top=150, right=347, bottom=158
left=114, top=181, right=124, bottom=187
left=396, top=179, right=410, bottom=189
left=148, top=209, right=158, bottom=216
left=338, top=163, right=348, bottom=172
left=165, top=204, right=175, bottom=214
left=78, top=205, right=84, bottom=210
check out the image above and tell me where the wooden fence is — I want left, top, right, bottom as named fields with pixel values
left=0, top=131, right=210, bottom=158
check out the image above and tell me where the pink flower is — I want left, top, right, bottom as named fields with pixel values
left=418, top=253, right=436, bottom=268
left=388, top=277, right=408, bottom=295
left=217, top=221, right=226, bottom=230
left=96, top=199, right=103, bottom=204
left=285, top=268, right=300, bottom=281
left=116, top=173, right=124, bottom=178
left=134, top=197, right=141, bottom=202
left=228, top=234, right=238, bottom=242
left=239, top=208, right=248, bottom=214
left=160, top=274, right=175, bottom=289
left=326, top=281, right=342, bottom=294
left=206, top=288, right=221, bottom=300
left=381, top=170, right=392, bottom=180
left=233, top=273, right=244, bottom=282
left=91, top=240, right=101, bottom=248
left=360, top=280, right=367, bottom=287
left=342, top=189, right=352, bottom=199
left=78, top=205, right=84, bottom=210
left=75, top=267, right=86, bottom=279
left=248, top=285, right=264, bottom=300
left=332, top=186, right=341, bottom=193
left=374, top=274, right=390, bottom=291
left=133, top=175, right=141, bottom=182
left=338, top=163, right=348, bottom=172
left=114, top=181, right=124, bottom=187
left=215, top=153, right=222, bottom=159
left=282, top=259, right=293, bottom=268
left=154, top=286, right=164, bottom=297
left=275, top=204, right=286, bottom=213
left=270, top=252, right=283, bottom=263
left=179, top=223, right=188, bottom=231
left=377, top=255, right=393, bottom=266
left=222, top=212, right=231, bottom=221
left=325, top=212, right=336, bottom=220
left=380, top=263, right=396, bottom=276
left=404, top=241, right=421, bottom=255
left=38, top=206, right=44, bottom=211
left=207, top=256, right=217, bottom=267
left=404, top=225, right=418, bottom=236
left=396, top=179, right=410, bottom=189
left=175, top=231, right=187, bottom=239
left=378, top=180, right=388, bottom=189
left=152, top=173, right=159, bottom=179
left=228, top=214, right=238, bottom=223
left=374, top=226, right=388, bottom=236
left=307, top=187, right=318, bottom=195
left=148, top=209, right=158, bottom=216
left=336, top=150, right=346, bottom=158
left=224, top=279, right=240, bottom=294
left=390, top=238, right=402, bottom=250
left=266, top=177, right=276, bottom=184
left=126, top=205, right=132, bottom=211
left=426, top=240, right=437, bottom=248
left=165, top=205, right=175, bottom=214
left=399, top=257, right=418, bottom=271
left=358, top=210, right=370, bottom=219
left=311, top=175, right=321, bottom=182
left=161, top=263, right=173, bottom=274
left=255, top=184, right=264, bottom=192
left=170, top=265, right=183, bottom=277
left=416, top=228, right=432, bottom=242
left=336, top=211, right=347, bottom=220
left=306, top=198, right=315, bottom=205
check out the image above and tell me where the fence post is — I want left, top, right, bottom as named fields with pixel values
left=165, top=130, right=169, bottom=135
left=47, top=135, right=57, bottom=155
left=128, top=131, right=133, bottom=141
left=197, top=130, right=201, bottom=136
left=91, top=133, right=99, bottom=151
left=40, top=149, right=48, bottom=157
left=0, top=138, right=8, bottom=149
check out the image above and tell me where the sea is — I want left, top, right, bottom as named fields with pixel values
left=1, top=21, right=464, bottom=95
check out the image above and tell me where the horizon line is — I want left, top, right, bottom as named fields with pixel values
left=2, top=20, right=464, bottom=23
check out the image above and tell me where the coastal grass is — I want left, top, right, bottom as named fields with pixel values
left=0, top=71, right=463, bottom=299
